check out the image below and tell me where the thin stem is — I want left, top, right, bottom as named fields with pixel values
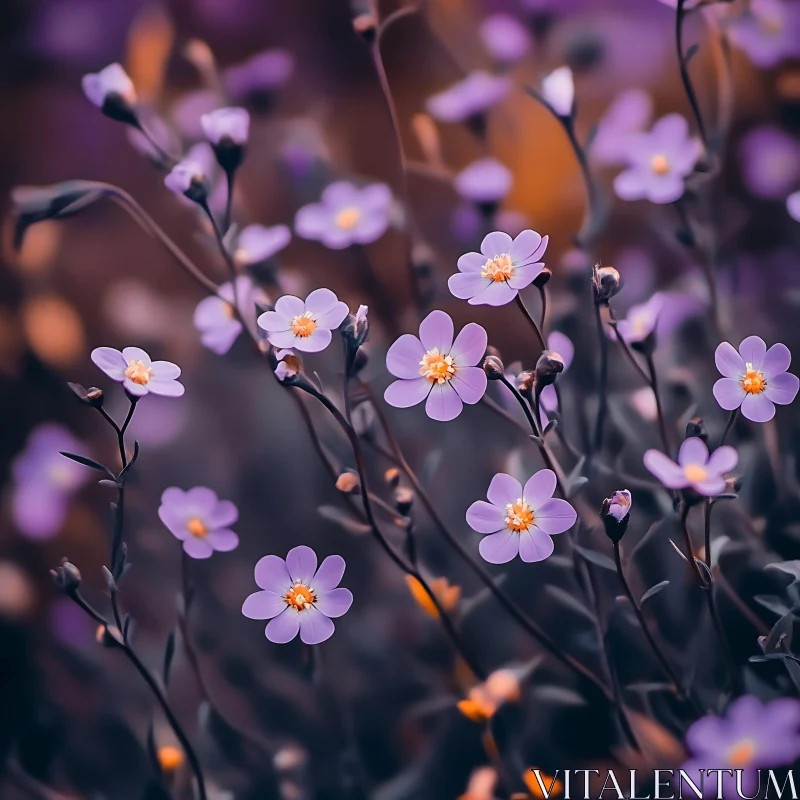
left=719, top=408, right=738, bottom=447
left=676, top=0, right=709, bottom=155
left=591, top=301, right=609, bottom=461
left=538, top=285, right=548, bottom=334
left=133, top=120, right=176, bottom=168
left=645, top=353, right=671, bottom=456
left=202, top=202, right=241, bottom=314
left=563, top=117, right=601, bottom=249
left=223, top=169, right=235, bottom=235
left=515, top=294, right=546, bottom=351
left=679, top=502, right=707, bottom=586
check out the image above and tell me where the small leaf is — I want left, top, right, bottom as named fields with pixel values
left=118, top=442, right=140, bottom=483
left=667, top=538, right=689, bottom=562
left=101, top=566, right=116, bottom=592
left=574, top=544, right=616, bottom=571
left=544, top=585, right=597, bottom=625
left=98, top=479, right=120, bottom=490
left=754, top=595, right=790, bottom=616
left=529, top=434, right=541, bottom=445
left=317, top=505, right=372, bottom=536
left=59, top=451, right=115, bottom=478
left=459, top=575, right=508, bottom=622
left=163, top=631, right=176, bottom=686
left=568, top=475, right=589, bottom=498
left=532, top=685, right=588, bottom=706
left=640, top=581, right=670, bottom=603
left=543, top=418, right=558, bottom=438
left=685, top=43, right=700, bottom=64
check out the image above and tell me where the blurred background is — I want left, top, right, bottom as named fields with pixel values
left=1, top=0, right=800, bottom=798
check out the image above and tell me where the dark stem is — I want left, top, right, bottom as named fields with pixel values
left=562, top=117, right=600, bottom=249
left=133, top=120, right=176, bottom=168
left=676, top=0, right=709, bottom=154
left=591, top=301, right=609, bottom=461
left=679, top=502, right=707, bottom=586
left=223, top=169, right=235, bottom=236
left=515, top=294, right=546, bottom=351
left=537, top=285, right=548, bottom=333
left=645, top=353, right=671, bottom=456
left=719, top=408, right=738, bottom=447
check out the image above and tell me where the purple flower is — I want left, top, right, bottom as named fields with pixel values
left=613, top=114, right=701, bottom=204
left=194, top=276, right=262, bottom=355
left=449, top=230, right=548, bottom=306
left=614, top=293, right=664, bottom=344
left=158, top=487, right=239, bottom=560
left=164, top=143, right=214, bottom=200
left=591, top=89, right=653, bottom=167
left=479, top=14, right=531, bottom=64
left=425, top=71, right=511, bottom=123
left=224, top=49, right=294, bottom=101
left=295, top=181, right=392, bottom=250
left=789, top=191, right=800, bottom=222
left=539, top=331, right=573, bottom=422
left=12, top=424, right=91, bottom=540
left=234, top=224, right=291, bottom=266
left=728, top=0, right=800, bottom=68
left=384, top=310, right=488, bottom=422
left=606, top=490, right=632, bottom=522
left=713, top=336, right=799, bottom=422
left=82, top=63, right=136, bottom=108
left=91, top=346, right=185, bottom=397
left=242, top=545, right=353, bottom=645
left=201, top=107, right=250, bottom=146
left=466, top=470, right=577, bottom=564
left=643, top=437, right=737, bottom=496
left=541, top=67, right=574, bottom=117
left=275, top=351, right=298, bottom=382
left=455, top=158, right=513, bottom=204
left=738, top=125, right=800, bottom=199
left=257, top=289, right=349, bottom=353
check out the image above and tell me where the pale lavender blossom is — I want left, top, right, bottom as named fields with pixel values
left=164, top=143, right=215, bottom=200
left=225, top=49, right=294, bottom=102
left=384, top=310, right=488, bottom=422
left=541, top=67, right=574, bottom=117
left=614, top=114, right=701, bottom=204
left=479, top=14, right=531, bottom=64
left=425, top=71, right=511, bottom=123
left=449, top=230, right=548, bottom=306
left=455, top=158, right=513, bottom=204
left=257, top=289, right=349, bottom=353
left=739, top=126, right=800, bottom=199
left=295, top=182, right=392, bottom=249
left=274, top=351, right=298, bottom=382
left=644, top=437, right=737, bottom=496
left=466, top=470, right=577, bottom=564
left=91, top=346, right=185, bottom=397
left=158, top=487, right=239, bottom=559
left=613, top=293, right=664, bottom=344
left=713, top=336, right=799, bottom=423
left=201, top=107, right=250, bottom=146
left=12, top=424, right=91, bottom=540
left=654, top=0, right=701, bottom=7
left=234, top=224, right=291, bottom=266
left=728, top=0, right=800, bottom=68
left=591, top=89, right=653, bottom=167
left=789, top=191, right=800, bottom=222
left=242, top=545, right=352, bottom=645
left=82, top=63, right=136, bottom=109
left=539, top=331, right=573, bottom=423
left=606, top=490, right=632, bottom=522
left=194, top=276, right=263, bottom=355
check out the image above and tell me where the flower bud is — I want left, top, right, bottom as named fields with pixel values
left=685, top=417, right=708, bottom=444
left=96, top=624, right=123, bottom=648
left=533, top=268, right=552, bottom=289
left=534, top=350, right=564, bottom=389
left=68, top=382, right=104, bottom=408
left=384, top=467, right=401, bottom=488
left=394, top=487, right=414, bottom=515
left=335, top=472, right=361, bottom=494
left=601, top=490, right=631, bottom=544
left=541, top=66, right=575, bottom=118
left=592, top=264, right=622, bottom=305
left=482, top=354, right=505, bottom=380
left=353, top=13, right=378, bottom=43
left=342, top=305, right=369, bottom=371
left=50, top=559, right=81, bottom=593
left=517, top=370, right=535, bottom=395
left=201, top=107, right=250, bottom=174
left=82, top=63, right=139, bottom=126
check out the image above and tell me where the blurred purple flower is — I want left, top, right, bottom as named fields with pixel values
left=82, top=62, right=136, bottom=108
left=171, top=90, right=221, bottom=140
left=539, top=331, right=573, bottom=423
left=425, top=71, right=511, bottom=123
left=384, top=310, right=488, bottom=422
left=12, top=424, right=91, bottom=540
left=225, top=49, right=294, bottom=102
left=466, top=469, right=577, bottom=564
left=242, top=545, right=352, bottom=645
left=158, top=487, right=239, bottom=559
left=194, top=276, right=261, bottom=355
left=455, top=158, right=513, bottom=204
left=451, top=202, right=483, bottom=243
left=644, top=437, right=737, bottom=495
left=789, top=191, right=800, bottom=222
left=164, top=143, right=215, bottom=200
left=201, top=107, right=250, bottom=146
left=728, top=0, right=800, bottom=68
left=295, top=182, right=392, bottom=249
left=449, top=230, right=548, bottom=306
left=91, top=346, right=185, bottom=397
left=614, top=114, right=701, bottom=204
left=479, top=14, right=531, bottom=64
left=614, top=293, right=663, bottom=344
left=234, top=224, right=291, bottom=266
left=606, top=490, right=631, bottom=522
left=257, top=289, right=349, bottom=353
left=541, top=67, right=574, bottom=117
left=738, top=126, right=800, bottom=199
left=713, top=336, right=799, bottom=423
left=591, top=89, right=653, bottom=167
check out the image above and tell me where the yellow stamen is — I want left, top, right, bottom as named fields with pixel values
left=481, top=253, right=515, bottom=283
left=335, top=207, right=361, bottom=230
left=729, top=739, right=756, bottom=768
left=186, top=518, right=208, bottom=538
left=124, top=359, right=152, bottom=385
left=419, top=348, right=456, bottom=384
left=651, top=155, right=670, bottom=176
left=740, top=362, right=766, bottom=395
left=684, top=464, right=707, bottom=483
left=290, top=311, right=318, bottom=338
left=285, top=582, right=317, bottom=611
left=505, top=498, right=535, bottom=533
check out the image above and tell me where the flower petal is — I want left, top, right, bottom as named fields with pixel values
left=613, top=168, right=647, bottom=201
left=314, top=587, right=353, bottom=618
left=419, top=310, right=454, bottom=353
left=466, top=500, right=505, bottom=534
left=265, top=608, right=300, bottom=643
left=386, top=334, right=425, bottom=379
left=185, top=486, right=218, bottom=515
left=713, top=378, right=746, bottom=411
left=519, top=529, right=555, bottom=562
left=242, top=590, right=286, bottom=619
left=468, top=280, right=517, bottom=306
left=692, top=477, right=727, bottom=496
left=267, top=330, right=301, bottom=349
left=507, top=262, right=544, bottom=290
left=738, top=336, right=767, bottom=370
left=275, top=295, right=305, bottom=320
left=678, top=437, right=709, bottom=468
left=293, top=327, right=332, bottom=353
left=312, top=555, right=346, bottom=591
left=151, top=361, right=181, bottom=380
left=298, top=606, right=335, bottom=644
left=457, top=251, right=486, bottom=273
left=479, top=530, right=520, bottom=564
left=509, top=230, right=543, bottom=262
left=765, top=372, right=800, bottom=406
left=451, top=323, right=488, bottom=366
left=123, top=379, right=150, bottom=396
left=295, top=203, right=331, bottom=239
left=384, top=377, right=430, bottom=408
left=91, top=347, right=126, bottom=379
left=452, top=366, right=487, bottom=405
left=741, top=392, right=775, bottom=423
left=122, top=346, right=152, bottom=365
left=257, top=310, right=289, bottom=333
left=643, top=450, right=687, bottom=488
left=706, top=446, right=738, bottom=476
left=305, top=288, right=339, bottom=315
left=449, top=271, right=488, bottom=300
left=761, top=343, right=792, bottom=379
left=207, top=500, right=238, bottom=528
left=286, top=545, right=317, bottom=584
left=254, top=554, right=291, bottom=592
left=425, top=382, right=463, bottom=421
left=533, top=498, right=577, bottom=534
left=487, top=473, right=523, bottom=506
left=480, top=231, right=513, bottom=257
left=147, top=378, right=185, bottom=398
left=183, top=536, right=213, bottom=559
left=547, top=331, right=574, bottom=371
left=314, top=302, right=349, bottom=330
left=206, top=529, right=239, bottom=552
left=523, top=469, right=557, bottom=509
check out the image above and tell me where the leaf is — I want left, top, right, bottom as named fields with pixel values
left=543, top=585, right=598, bottom=626
left=667, top=538, right=689, bottom=562
left=317, top=505, right=371, bottom=536
left=163, top=631, right=176, bottom=686
left=574, top=544, right=616, bottom=571
left=640, top=581, right=669, bottom=604
left=762, top=611, right=794, bottom=653
left=118, top=442, right=140, bottom=483
left=754, top=595, right=790, bottom=616
left=59, top=451, right=115, bottom=478
left=459, top=575, right=508, bottom=622
left=685, top=43, right=700, bottom=64
left=568, top=475, right=589, bottom=498
left=766, top=561, right=800, bottom=586
left=543, top=418, right=558, bottom=438
left=101, top=566, right=116, bottom=593
left=532, top=685, right=588, bottom=706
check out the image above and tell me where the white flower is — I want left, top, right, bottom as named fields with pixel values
left=82, top=63, right=137, bottom=108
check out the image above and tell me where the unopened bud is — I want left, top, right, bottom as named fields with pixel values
left=50, top=559, right=81, bottom=593
left=592, top=264, right=622, bottom=305
left=68, top=382, right=104, bottom=408
left=686, top=417, right=708, bottom=444
left=533, top=268, right=552, bottom=289
left=394, top=487, right=414, bottom=515
left=96, top=624, right=122, bottom=648
left=601, top=490, right=631, bottom=544
left=534, top=350, right=564, bottom=389
left=517, top=370, right=535, bottom=395
left=335, top=472, right=361, bottom=494
left=384, top=467, right=401, bottom=488
left=353, top=13, right=377, bottom=43
left=482, top=355, right=505, bottom=380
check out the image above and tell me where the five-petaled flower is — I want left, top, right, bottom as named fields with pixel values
left=233, top=224, right=291, bottom=266
left=644, top=437, right=737, bottom=496
left=158, top=487, right=239, bottom=559
left=91, top=346, right=185, bottom=397
left=384, top=310, right=488, bottom=422
left=713, top=336, right=799, bottom=423
left=242, top=545, right=353, bottom=644
left=295, top=181, right=392, bottom=249
left=467, top=469, right=577, bottom=564
left=449, top=230, right=548, bottom=306
left=257, top=289, right=349, bottom=353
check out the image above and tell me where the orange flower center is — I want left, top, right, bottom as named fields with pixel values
left=419, top=348, right=456, bottom=384
left=728, top=739, right=757, bottom=768
left=741, top=363, right=766, bottom=395
left=290, top=312, right=318, bottom=338
left=124, top=359, right=152, bottom=385
left=481, top=253, right=515, bottom=282
left=187, top=518, right=208, bottom=538
left=284, top=582, right=317, bottom=611
left=684, top=464, right=707, bottom=483
left=651, top=155, right=670, bottom=176
left=505, top=498, right=535, bottom=532
left=335, top=207, right=361, bottom=230
left=223, top=302, right=236, bottom=319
